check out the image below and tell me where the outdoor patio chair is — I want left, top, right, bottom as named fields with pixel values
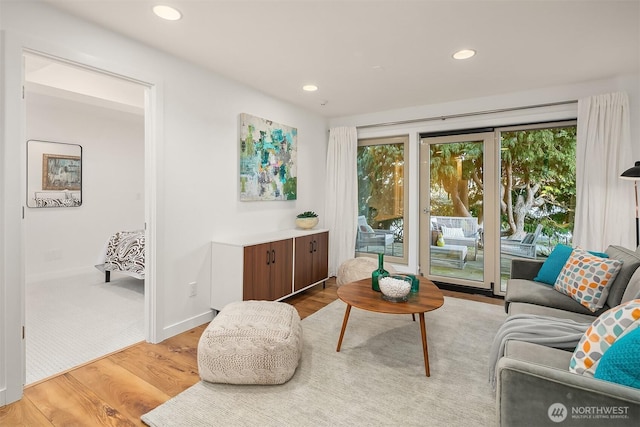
left=356, top=215, right=395, bottom=255
left=500, top=224, right=543, bottom=259
left=431, top=216, right=481, bottom=260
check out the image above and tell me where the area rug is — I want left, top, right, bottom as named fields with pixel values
left=142, top=296, right=506, bottom=427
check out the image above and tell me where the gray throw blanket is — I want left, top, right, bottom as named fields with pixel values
left=489, top=314, right=591, bottom=390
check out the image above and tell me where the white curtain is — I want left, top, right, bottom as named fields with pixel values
left=324, top=127, right=358, bottom=276
left=574, top=92, right=635, bottom=251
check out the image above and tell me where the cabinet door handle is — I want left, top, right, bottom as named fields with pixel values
left=266, top=250, right=270, bottom=265
left=309, top=241, right=313, bottom=253
left=271, top=249, right=276, bottom=264
left=313, top=240, right=317, bottom=252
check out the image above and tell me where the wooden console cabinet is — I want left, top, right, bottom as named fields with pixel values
left=294, top=232, right=328, bottom=292
left=211, top=229, right=329, bottom=310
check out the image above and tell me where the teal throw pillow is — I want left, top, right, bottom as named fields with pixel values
left=534, top=245, right=609, bottom=285
left=594, top=327, right=640, bottom=389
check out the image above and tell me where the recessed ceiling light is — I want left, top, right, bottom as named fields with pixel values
left=302, top=85, right=318, bottom=92
left=452, top=49, right=476, bottom=60
left=153, top=5, right=182, bottom=21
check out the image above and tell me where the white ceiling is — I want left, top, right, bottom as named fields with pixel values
left=41, top=0, right=640, bottom=118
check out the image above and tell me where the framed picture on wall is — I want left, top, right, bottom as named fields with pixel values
left=42, top=153, right=82, bottom=191
left=239, top=113, right=297, bottom=201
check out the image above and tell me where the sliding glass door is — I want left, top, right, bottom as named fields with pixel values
left=497, top=123, right=577, bottom=292
left=420, top=132, right=497, bottom=292
left=420, top=122, right=576, bottom=295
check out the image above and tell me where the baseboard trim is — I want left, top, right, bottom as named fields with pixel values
left=26, top=266, right=100, bottom=284
left=162, top=310, right=214, bottom=341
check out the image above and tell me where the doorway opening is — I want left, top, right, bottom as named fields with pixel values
left=23, top=52, right=147, bottom=384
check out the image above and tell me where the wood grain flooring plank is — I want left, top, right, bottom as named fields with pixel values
left=24, top=374, right=135, bottom=427
left=285, top=280, right=338, bottom=319
left=107, top=343, right=200, bottom=396
left=0, top=395, right=53, bottom=427
left=69, top=358, right=171, bottom=423
left=160, top=325, right=205, bottom=362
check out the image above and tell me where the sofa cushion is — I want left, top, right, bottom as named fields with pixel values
left=504, top=340, right=572, bottom=370
left=510, top=259, right=544, bottom=281
left=441, top=226, right=465, bottom=238
left=622, top=267, right=640, bottom=303
left=569, top=299, right=640, bottom=377
left=605, top=245, right=640, bottom=308
left=534, top=244, right=608, bottom=285
left=594, top=327, right=640, bottom=389
left=508, top=302, right=597, bottom=323
left=506, top=279, right=608, bottom=317
left=554, top=248, right=622, bottom=312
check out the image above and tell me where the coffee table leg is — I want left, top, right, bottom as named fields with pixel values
left=336, top=304, right=352, bottom=352
left=419, top=313, right=430, bottom=377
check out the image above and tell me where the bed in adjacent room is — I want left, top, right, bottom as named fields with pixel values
left=95, top=230, right=145, bottom=282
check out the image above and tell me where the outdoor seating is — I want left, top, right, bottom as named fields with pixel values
left=500, top=224, right=543, bottom=259
left=431, top=216, right=481, bottom=260
left=430, top=244, right=468, bottom=269
left=356, top=215, right=395, bottom=255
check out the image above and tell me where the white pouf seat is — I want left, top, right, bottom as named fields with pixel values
left=197, top=300, right=302, bottom=385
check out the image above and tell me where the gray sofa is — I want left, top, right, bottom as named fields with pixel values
left=496, top=245, right=640, bottom=426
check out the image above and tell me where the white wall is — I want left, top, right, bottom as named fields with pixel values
left=330, top=74, right=640, bottom=275
left=25, top=92, right=145, bottom=282
left=0, top=1, right=328, bottom=404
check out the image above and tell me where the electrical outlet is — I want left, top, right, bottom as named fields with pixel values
left=189, top=281, right=197, bottom=297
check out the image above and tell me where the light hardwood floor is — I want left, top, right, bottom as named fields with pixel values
left=0, top=277, right=502, bottom=426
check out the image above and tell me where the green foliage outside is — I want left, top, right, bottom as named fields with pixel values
left=357, top=143, right=404, bottom=225
left=430, top=141, right=484, bottom=220
left=500, top=127, right=576, bottom=242
left=429, top=126, right=577, bottom=246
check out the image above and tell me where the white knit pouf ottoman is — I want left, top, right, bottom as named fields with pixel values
left=197, top=300, right=302, bottom=385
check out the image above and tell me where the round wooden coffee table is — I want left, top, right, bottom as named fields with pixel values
left=336, top=276, right=444, bottom=376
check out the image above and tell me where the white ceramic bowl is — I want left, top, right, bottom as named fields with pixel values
left=295, top=217, right=319, bottom=229
left=379, top=276, right=412, bottom=302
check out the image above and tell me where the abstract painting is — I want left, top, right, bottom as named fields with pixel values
left=239, top=113, right=297, bottom=201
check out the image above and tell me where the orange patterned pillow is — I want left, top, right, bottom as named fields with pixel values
left=570, top=299, right=640, bottom=376
left=554, top=248, right=622, bottom=312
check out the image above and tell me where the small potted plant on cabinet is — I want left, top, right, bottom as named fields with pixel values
left=296, top=211, right=319, bottom=229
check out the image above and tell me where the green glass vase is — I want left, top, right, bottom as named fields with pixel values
left=371, top=253, right=389, bottom=292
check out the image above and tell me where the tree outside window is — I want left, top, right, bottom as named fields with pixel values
left=357, top=136, right=408, bottom=259
left=429, top=125, right=576, bottom=256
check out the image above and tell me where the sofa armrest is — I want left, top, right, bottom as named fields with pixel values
left=510, top=258, right=544, bottom=280
left=497, top=357, right=640, bottom=426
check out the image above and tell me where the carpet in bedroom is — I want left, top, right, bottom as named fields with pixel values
left=25, top=271, right=144, bottom=384
left=142, top=295, right=506, bottom=427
